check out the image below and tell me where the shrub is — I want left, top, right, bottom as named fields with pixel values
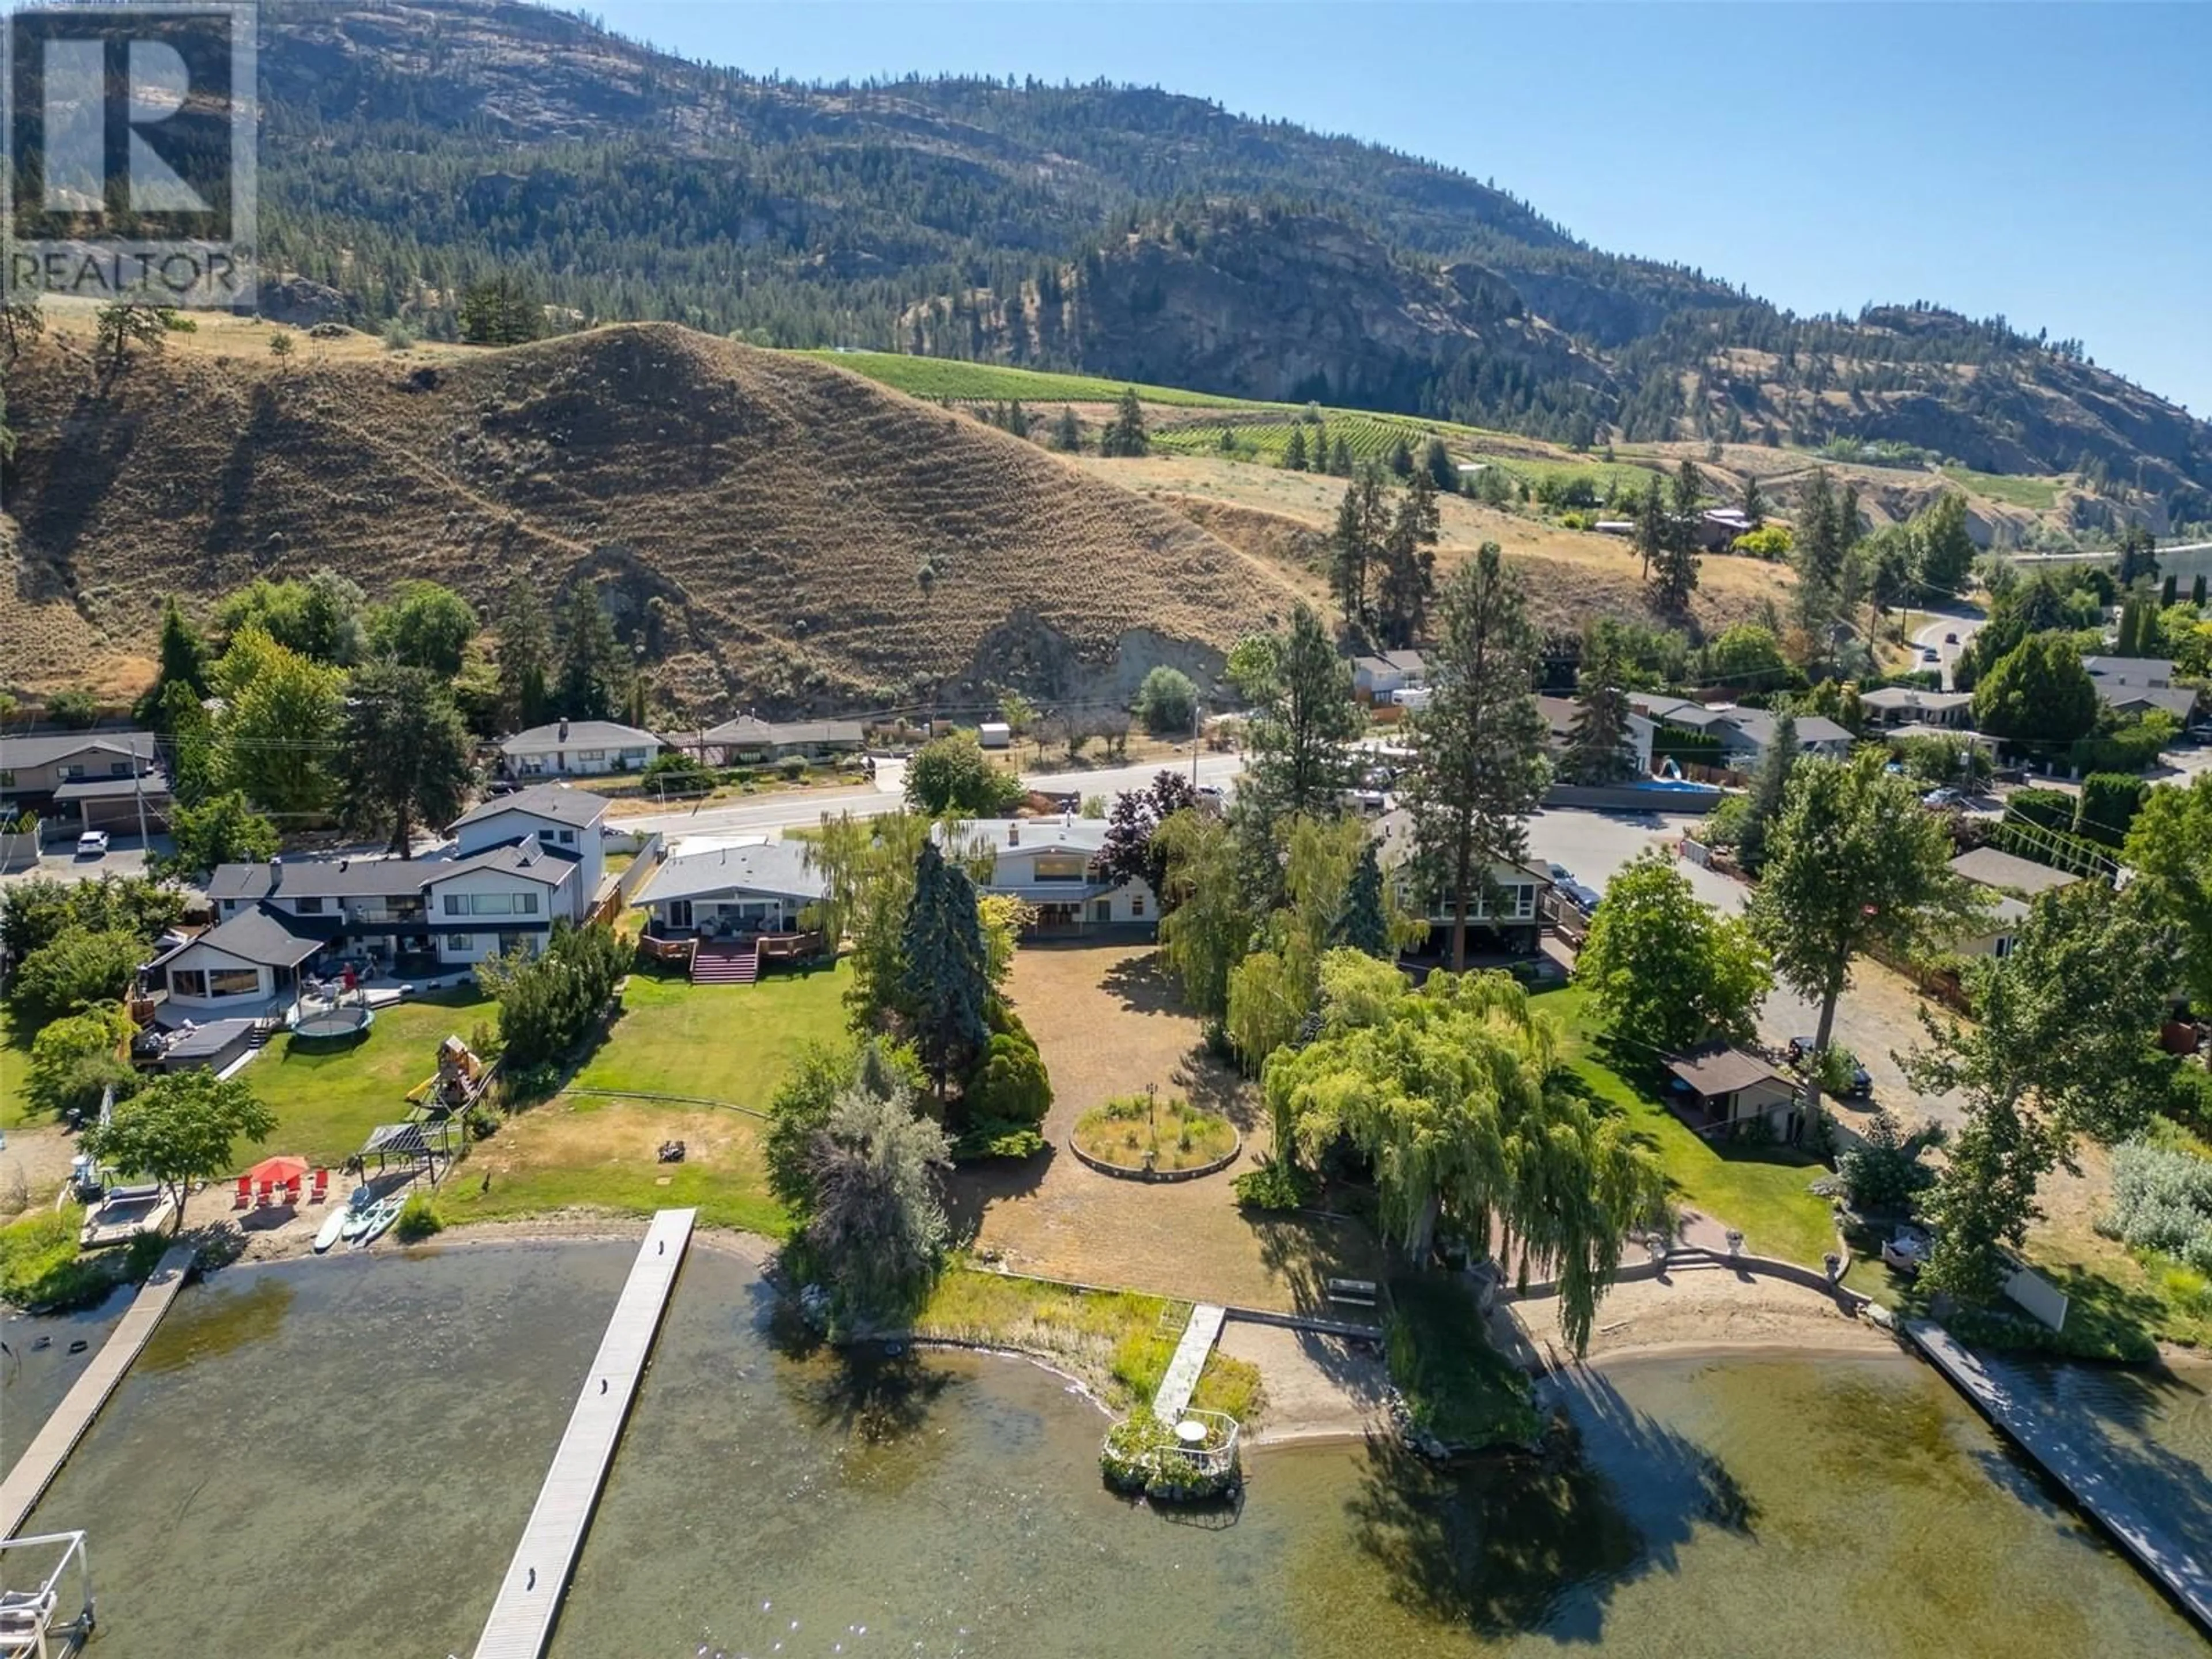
left=2008, top=787, right=2075, bottom=834
left=395, top=1192, right=444, bottom=1243
left=2099, top=1140, right=2212, bottom=1272
left=1134, top=665, right=1199, bottom=737
left=951, top=1119, right=1048, bottom=1161
left=0, top=1207, right=112, bottom=1310
left=965, top=1031, right=1051, bottom=1126
left=1099, top=1412, right=1238, bottom=1501
left=1837, top=1108, right=1938, bottom=1215
left=903, top=731, right=1022, bottom=816
left=2071, top=713, right=2179, bottom=775
left=1231, top=1155, right=1316, bottom=1211
left=24, top=1003, right=135, bottom=1121
left=2076, top=772, right=2150, bottom=845
left=9, top=929, right=147, bottom=1022
left=478, top=921, right=631, bottom=1070
left=641, top=750, right=712, bottom=788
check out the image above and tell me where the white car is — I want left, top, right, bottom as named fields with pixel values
left=75, top=830, right=110, bottom=858
left=1920, top=787, right=1962, bottom=809
left=1920, top=646, right=1941, bottom=663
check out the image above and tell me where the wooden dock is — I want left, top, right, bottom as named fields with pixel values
left=1906, top=1320, right=2212, bottom=1635
left=0, top=1242, right=195, bottom=1539
left=1152, top=1303, right=1226, bottom=1426
left=471, top=1208, right=695, bottom=1659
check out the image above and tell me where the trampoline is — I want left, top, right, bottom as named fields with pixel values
left=294, top=1004, right=374, bottom=1043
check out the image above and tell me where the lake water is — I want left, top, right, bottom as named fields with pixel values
left=8, top=1244, right=2205, bottom=1658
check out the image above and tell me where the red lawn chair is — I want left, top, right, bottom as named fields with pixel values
left=256, top=1180, right=274, bottom=1208
left=310, top=1168, right=329, bottom=1203
left=233, top=1176, right=252, bottom=1210
left=283, top=1178, right=302, bottom=1206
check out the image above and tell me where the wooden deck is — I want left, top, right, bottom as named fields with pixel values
left=470, top=1209, right=696, bottom=1659
left=0, top=1243, right=195, bottom=1540
left=1906, top=1320, right=2212, bottom=1635
left=1152, top=1303, right=1226, bottom=1425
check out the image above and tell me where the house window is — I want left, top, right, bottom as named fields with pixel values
left=448, top=934, right=473, bottom=952
left=469, top=893, right=517, bottom=915
left=520, top=892, right=539, bottom=915
left=109, top=761, right=131, bottom=777
left=209, top=967, right=261, bottom=998
left=620, top=748, right=647, bottom=764
left=578, top=749, right=605, bottom=763
left=170, top=968, right=208, bottom=998
left=444, top=894, right=466, bottom=916
left=665, top=900, right=693, bottom=930
left=1994, top=936, right=2014, bottom=960
left=556, top=829, right=575, bottom=844
left=1512, top=884, right=1535, bottom=919
left=520, top=757, right=545, bottom=775
left=294, top=896, right=325, bottom=914
left=1130, top=893, right=1145, bottom=916
left=62, top=764, right=85, bottom=780
left=1032, top=855, right=1087, bottom=883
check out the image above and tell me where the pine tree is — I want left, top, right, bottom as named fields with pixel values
left=1386, top=435, right=1414, bottom=479
left=555, top=585, right=630, bottom=722
left=340, top=661, right=478, bottom=854
left=1423, top=435, right=1457, bottom=491
left=1336, top=841, right=1391, bottom=959
left=1052, top=405, right=1081, bottom=451
left=1330, top=434, right=1354, bottom=476
left=1007, top=400, right=1029, bottom=439
left=1741, top=474, right=1766, bottom=529
left=900, top=842, right=990, bottom=1099
left=1328, top=468, right=1389, bottom=636
left=1563, top=638, right=1634, bottom=783
left=1653, top=461, right=1704, bottom=613
left=1099, top=387, right=1149, bottom=457
left=1793, top=467, right=1846, bottom=634
left=2194, top=574, right=2208, bottom=608
left=1283, top=425, right=1308, bottom=472
left=496, top=578, right=554, bottom=729
left=1736, top=711, right=1798, bottom=875
left=1374, top=469, right=1440, bottom=648
left=1403, top=543, right=1551, bottom=971
left=136, top=596, right=209, bottom=729
left=1229, top=602, right=1363, bottom=835
left=1634, top=479, right=1666, bottom=584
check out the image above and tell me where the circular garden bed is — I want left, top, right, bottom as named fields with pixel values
left=1070, top=1094, right=1240, bottom=1182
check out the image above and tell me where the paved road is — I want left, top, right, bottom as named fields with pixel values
left=1908, top=606, right=1983, bottom=692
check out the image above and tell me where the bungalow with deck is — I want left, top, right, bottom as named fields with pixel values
left=637, top=840, right=827, bottom=940
left=1861, top=686, right=1976, bottom=732
left=145, top=904, right=334, bottom=1027
left=497, top=718, right=665, bottom=778
left=943, top=816, right=1156, bottom=934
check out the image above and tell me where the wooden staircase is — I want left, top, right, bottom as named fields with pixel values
left=691, top=942, right=759, bottom=986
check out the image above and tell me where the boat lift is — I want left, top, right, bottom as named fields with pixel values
left=0, top=1531, right=94, bottom=1658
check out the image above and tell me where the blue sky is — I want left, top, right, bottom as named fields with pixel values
left=594, top=2, right=2212, bottom=419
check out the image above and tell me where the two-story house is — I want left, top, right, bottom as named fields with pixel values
left=1370, top=808, right=1550, bottom=957
left=940, top=817, right=1156, bottom=934
left=0, top=730, right=171, bottom=835
left=497, top=718, right=665, bottom=778
left=1352, top=651, right=1427, bottom=703
left=447, top=785, right=607, bottom=920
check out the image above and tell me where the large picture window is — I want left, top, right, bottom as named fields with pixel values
left=169, top=968, right=208, bottom=998
left=209, top=968, right=262, bottom=997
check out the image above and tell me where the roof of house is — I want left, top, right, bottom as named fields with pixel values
left=1718, top=707, right=1857, bottom=750
left=2082, top=656, right=2174, bottom=683
left=1369, top=808, right=1551, bottom=885
left=181, top=905, right=334, bottom=968
left=497, top=719, right=663, bottom=756
left=209, top=855, right=428, bottom=903
left=1861, top=685, right=1975, bottom=712
left=948, top=817, right=1112, bottom=858
left=1948, top=846, right=2081, bottom=897
left=695, top=715, right=866, bottom=748
left=2096, top=684, right=2199, bottom=721
left=449, top=783, right=609, bottom=833
left=1664, top=1044, right=1787, bottom=1099
left=1354, top=650, right=1427, bottom=677
left=1535, top=694, right=1580, bottom=741
left=48, top=772, right=173, bottom=802
left=0, top=731, right=157, bottom=771
left=429, top=841, right=577, bottom=888
left=640, top=841, right=827, bottom=906
left=1628, top=695, right=1736, bottom=732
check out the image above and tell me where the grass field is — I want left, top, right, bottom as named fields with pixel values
left=1941, top=464, right=2066, bottom=510
left=796, top=349, right=1256, bottom=408
left=1468, top=450, right=1662, bottom=499
left=572, top=964, right=850, bottom=1108
left=1151, top=410, right=1471, bottom=465
left=245, top=988, right=497, bottom=1166
left=1539, top=987, right=1839, bottom=1268
left=0, top=1005, right=36, bottom=1130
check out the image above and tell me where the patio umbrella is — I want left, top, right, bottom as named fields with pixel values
left=244, top=1155, right=310, bottom=1188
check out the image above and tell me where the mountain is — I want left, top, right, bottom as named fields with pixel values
left=0, top=320, right=1298, bottom=706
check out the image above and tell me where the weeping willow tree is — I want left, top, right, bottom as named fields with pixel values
left=1265, top=960, right=1664, bottom=1354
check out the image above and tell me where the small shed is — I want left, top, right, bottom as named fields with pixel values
left=1662, top=1045, right=1801, bottom=1141
left=978, top=722, right=1012, bottom=750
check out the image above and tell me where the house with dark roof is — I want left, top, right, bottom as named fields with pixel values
left=448, top=783, right=609, bottom=917
left=1662, top=1046, right=1802, bottom=1141
left=679, top=716, right=867, bottom=765
left=0, top=730, right=170, bottom=833
left=1861, top=686, right=1976, bottom=732
left=1625, top=695, right=1853, bottom=774
left=146, top=904, right=338, bottom=1027
left=497, top=718, right=665, bottom=778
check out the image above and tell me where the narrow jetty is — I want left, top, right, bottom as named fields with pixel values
left=471, top=1208, right=695, bottom=1659
left=0, top=1242, right=195, bottom=1539
left=1906, top=1320, right=2212, bottom=1634
left=1152, top=1302, right=1226, bottom=1425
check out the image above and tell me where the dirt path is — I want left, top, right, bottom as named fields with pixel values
left=950, top=941, right=1381, bottom=1310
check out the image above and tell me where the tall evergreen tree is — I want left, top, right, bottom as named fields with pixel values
left=1336, top=840, right=1392, bottom=959
left=1327, top=467, right=1390, bottom=637
left=1916, top=491, right=1976, bottom=594
left=1099, top=387, right=1149, bottom=457
left=1740, top=474, right=1766, bottom=529
left=2116, top=522, right=2159, bottom=587
left=1052, top=405, right=1081, bottom=451
left=1403, top=543, right=1551, bottom=971
left=340, top=661, right=478, bottom=853
left=1792, top=467, right=1846, bottom=635
left=1282, top=425, right=1308, bottom=472
left=555, top=585, right=630, bottom=722
left=1634, top=478, right=1666, bottom=584
left=495, top=578, right=555, bottom=730
left=1330, top=434, right=1354, bottom=476
left=137, top=597, right=208, bottom=726
left=1734, top=711, right=1797, bottom=874
left=1563, top=638, right=1634, bottom=783
left=1653, top=461, right=1704, bottom=613
left=900, top=842, right=991, bottom=1099
left=1374, top=469, right=1441, bottom=647
left=1228, top=603, right=1363, bottom=834
left=1385, top=434, right=1414, bottom=479
left=1423, top=436, right=1457, bottom=491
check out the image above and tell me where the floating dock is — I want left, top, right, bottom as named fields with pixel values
left=0, top=1243, right=195, bottom=1540
left=470, top=1208, right=695, bottom=1659
left=1905, top=1319, right=2212, bottom=1635
left=1152, top=1302, right=1226, bottom=1425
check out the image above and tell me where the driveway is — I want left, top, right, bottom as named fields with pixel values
left=1, top=832, right=173, bottom=889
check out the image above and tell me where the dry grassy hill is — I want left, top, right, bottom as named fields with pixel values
left=2, top=320, right=1303, bottom=710
left=1086, top=454, right=1798, bottom=638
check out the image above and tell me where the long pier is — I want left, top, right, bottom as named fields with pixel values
left=1905, top=1319, right=2212, bottom=1635
left=471, top=1208, right=695, bottom=1659
left=0, top=1242, right=196, bottom=1539
left=1152, top=1303, right=1226, bottom=1425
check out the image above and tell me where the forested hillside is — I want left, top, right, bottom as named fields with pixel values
left=215, top=2, right=2200, bottom=529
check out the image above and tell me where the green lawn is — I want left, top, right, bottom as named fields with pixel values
left=1537, top=986, right=1840, bottom=1268
left=0, top=1003, right=37, bottom=1130
left=573, top=964, right=850, bottom=1108
left=1940, top=464, right=2065, bottom=511
left=245, top=988, right=497, bottom=1166
left=795, top=349, right=1260, bottom=408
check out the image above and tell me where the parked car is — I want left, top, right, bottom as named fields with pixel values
left=1544, top=862, right=1603, bottom=913
left=74, top=830, right=109, bottom=858
left=1921, top=787, right=1963, bottom=809
left=1786, top=1036, right=1873, bottom=1097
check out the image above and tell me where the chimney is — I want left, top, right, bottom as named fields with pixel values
left=267, top=855, right=282, bottom=893
left=558, top=718, right=570, bottom=742
left=1007, top=821, right=1019, bottom=847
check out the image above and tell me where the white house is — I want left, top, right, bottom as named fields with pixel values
left=678, top=716, right=866, bottom=765
left=943, top=817, right=1155, bottom=934
left=147, top=906, right=332, bottom=1025
left=422, top=841, right=580, bottom=966
left=1861, top=686, right=1976, bottom=731
left=636, top=840, right=827, bottom=940
left=1626, top=695, right=1853, bottom=773
left=1352, top=651, right=1427, bottom=700
left=497, top=718, right=664, bottom=778
left=1370, top=808, right=1548, bottom=957
left=449, top=785, right=608, bottom=920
